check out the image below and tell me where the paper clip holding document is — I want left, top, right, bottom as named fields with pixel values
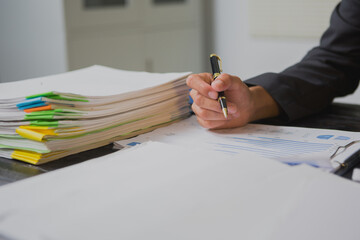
left=115, top=116, right=360, bottom=172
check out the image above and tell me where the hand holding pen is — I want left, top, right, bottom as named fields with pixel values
left=186, top=55, right=280, bottom=129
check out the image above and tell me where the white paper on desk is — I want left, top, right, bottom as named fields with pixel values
left=0, top=65, right=190, bottom=98
left=115, top=116, right=360, bottom=171
left=0, top=142, right=360, bottom=240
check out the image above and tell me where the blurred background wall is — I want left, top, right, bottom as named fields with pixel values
left=0, top=0, right=67, bottom=83
left=0, top=0, right=358, bottom=103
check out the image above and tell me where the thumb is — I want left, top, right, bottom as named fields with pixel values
left=211, top=73, right=241, bottom=92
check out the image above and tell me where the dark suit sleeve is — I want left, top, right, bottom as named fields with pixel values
left=245, top=0, right=360, bottom=121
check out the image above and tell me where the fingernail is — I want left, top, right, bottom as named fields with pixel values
left=208, top=91, right=217, bottom=99
left=215, top=79, right=224, bottom=87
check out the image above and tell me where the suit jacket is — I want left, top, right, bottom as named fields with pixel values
left=245, top=0, right=360, bottom=121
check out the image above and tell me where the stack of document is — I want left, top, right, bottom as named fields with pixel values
left=0, top=65, right=191, bottom=164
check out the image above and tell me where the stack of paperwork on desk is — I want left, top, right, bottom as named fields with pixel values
left=0, top=65, right=191, bottom=164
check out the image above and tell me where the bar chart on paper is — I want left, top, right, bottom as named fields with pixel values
left=213, top=136, right=333, bottom=160
left=115, top=116, right=360, bottom=171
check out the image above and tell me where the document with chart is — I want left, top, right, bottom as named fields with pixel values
left=115, top=116, right=360, bottom=171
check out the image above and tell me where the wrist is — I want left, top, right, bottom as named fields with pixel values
left=248, top=86, right=280, bottom=122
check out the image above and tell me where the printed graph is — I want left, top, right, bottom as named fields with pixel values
left=211, top=136, right=333, bottom=160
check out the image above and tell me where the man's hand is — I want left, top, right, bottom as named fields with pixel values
left=186, top=73, right=280, bottom=129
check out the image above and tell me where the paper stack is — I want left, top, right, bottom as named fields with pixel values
left=0, top=65, right=191, bottom=164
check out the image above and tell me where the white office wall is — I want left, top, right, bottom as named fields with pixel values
left=212, top=0, right=360, bottom=104
left=0, top=0, right=67, bottom=83
left=0, top=0, right=359, bottom=104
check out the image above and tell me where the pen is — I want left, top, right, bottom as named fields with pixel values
left=210, top=54, right=228, bottom=118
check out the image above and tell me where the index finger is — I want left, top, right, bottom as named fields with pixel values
left=186, top=73, right=218, bottom=100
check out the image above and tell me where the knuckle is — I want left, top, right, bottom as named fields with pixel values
left=188, top=74, right=211, bottom=93
left=189, top=89, right=196, bottom=99
left=186, top=74, right=197, bottom=87
left=198, top=83, right=210, bottom=93
left=193, top=94, right=205, bottom=107
left=191, top=103, right=197, bottom=111
left=199, top=73, right=213, bottom=83
left=193, top=105, right=211, bottom=120
left=196, top=107, right=206, bottom=118
left=191, top=104, right=196, bottom=113
left=191, top=104, right=206, bottom=119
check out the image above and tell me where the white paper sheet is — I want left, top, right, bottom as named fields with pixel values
left=0, top=65, right=191, bottom=98
left=115, top=116, right=360, bottom=170
left=0, top=142, right=359, bottom=240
